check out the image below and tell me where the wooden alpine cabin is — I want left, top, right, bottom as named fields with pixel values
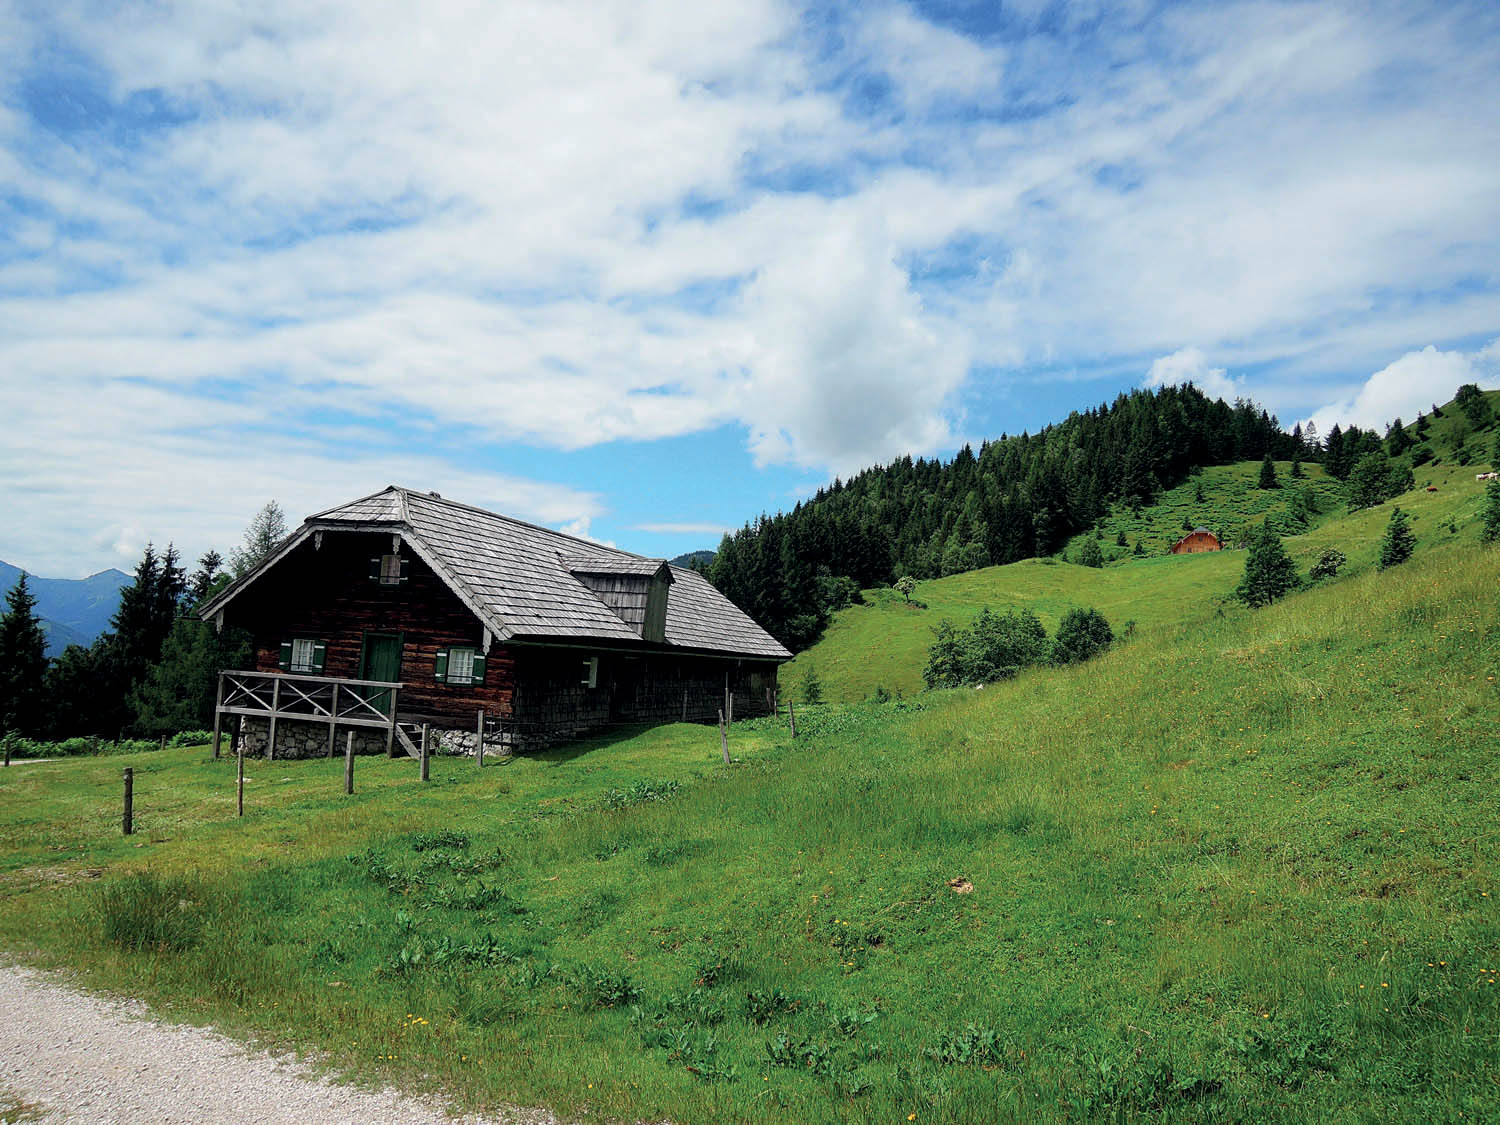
left=1170, top=528, right=1223, bottom=555
left=200, top=486, right=790, bottom=758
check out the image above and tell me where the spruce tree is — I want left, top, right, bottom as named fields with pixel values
left=0, top=573, right=49, bottom=735
left=1481, top=481, right=1500, bottom=545
left=1454, top=383, right=1494, bottom=429
left=1386, top=417, right=1411, bottom=456
left=1235, top=525, right=1299, bottom=607
left=1258, top=454, right=1279, bottom=489
left=1076, top=538, right=1103, bottom=568
left=1378, top=508, right=1416, bottom=570
left=1290, top=457, right=1303, bottom=479
left=230, top=501, right=289, bottom=577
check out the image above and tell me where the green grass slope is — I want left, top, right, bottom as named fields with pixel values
left=1064, top=460, right=1345, bottom=562
left=1, top=530, right=1497, bottom=1123
left=786, top=458, right=1492, bottom=702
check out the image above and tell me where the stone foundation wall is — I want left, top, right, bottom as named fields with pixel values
left=234, top=718, right=389, bottom=760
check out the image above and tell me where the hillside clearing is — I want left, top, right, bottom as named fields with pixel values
left=785, top=459, right=1492, bottom=702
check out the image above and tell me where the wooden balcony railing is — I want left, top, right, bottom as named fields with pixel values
left=212, top=669, right=404, bottom=760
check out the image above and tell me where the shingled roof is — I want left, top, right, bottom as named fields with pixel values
left=201, top=486, right=789, bottom=660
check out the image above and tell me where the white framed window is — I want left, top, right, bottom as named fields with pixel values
left=279, top=637, right=326, bottom=674
left=380, top=553, right=402, bottom=585
left=435, top=646, right=485, bottom=686
left=448, top=646, right=475, bottom=685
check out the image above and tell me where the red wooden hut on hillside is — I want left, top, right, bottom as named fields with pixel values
left=1170, top=528, right=1222, bottom=554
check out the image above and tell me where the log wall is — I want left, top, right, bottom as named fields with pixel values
left=229, top=530, right=515, bottom=725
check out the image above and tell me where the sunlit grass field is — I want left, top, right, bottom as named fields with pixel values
left=2, top=514, right=1498, bottom=1121
left=783, top=460, right=1491, bottom=702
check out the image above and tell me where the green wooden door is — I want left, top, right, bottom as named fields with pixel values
left=361, top=632, right=403, bottom=716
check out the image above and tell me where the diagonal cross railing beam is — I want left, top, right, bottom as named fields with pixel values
left=212, top=670, right=404, bottom=763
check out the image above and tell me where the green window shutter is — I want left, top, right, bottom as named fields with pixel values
left=471, top=652, right=485, bottom=685
left=311, top=642, right=327, bottom=674
left=368, top=557, right=382, bottom=581
left=278, top=641, right=292, bottom=672
left=398, top=558, right=411, bottom=584
left=434, top=648, right=448, bottom=684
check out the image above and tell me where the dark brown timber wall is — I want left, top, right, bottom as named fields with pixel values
left=228, top=530, right=514, bottom=725
left=224, top=530, right=783, bottom=752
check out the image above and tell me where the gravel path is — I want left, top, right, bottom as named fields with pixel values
left=0, top=965, right=559, bottom=1124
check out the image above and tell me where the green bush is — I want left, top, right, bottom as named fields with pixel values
left=1052, top=608, right=1114, bottom=664
left=168, top=729, right=213, bottom=747
left=1309, top=547, right=1347, bottom=581
left=923, top=608, right=1051, bottom=689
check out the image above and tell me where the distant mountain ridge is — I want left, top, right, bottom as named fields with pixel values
left=0, top=560, right=130, bottom=658
left=670, top=550, right=715, bottom=569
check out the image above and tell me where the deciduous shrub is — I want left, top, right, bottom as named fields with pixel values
left=168, top=729, right=213, bottom=747
left=1309, top=547, right=1347, bottom=581
left=1052, top=608, right=1114, bottom=664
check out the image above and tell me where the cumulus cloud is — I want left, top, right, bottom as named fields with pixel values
left=1305, top=340, right=1498, bottom=434
left=736, top=216, right=968, bottom=475
left=1142, top=347, right=1244, bottom=402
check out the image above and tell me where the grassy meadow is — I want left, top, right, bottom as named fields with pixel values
left=784, top=459, right=1493, bottom=702
left=2, top=505, right=1498, bottom=1121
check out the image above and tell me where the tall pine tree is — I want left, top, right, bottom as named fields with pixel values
left=0, top=573, right=49, bottom=735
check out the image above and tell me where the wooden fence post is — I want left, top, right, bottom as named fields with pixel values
left=3, top=740, right=10, bottom=767
left=122, top=768, right=133, bottom=835
left=211, top=674, right=224, bottom=760
left=420, top=723, right=430, bottom=783
left=719, top=708, right=730, bottom=765
left=236, top=726, right=244, bottom=817
left=344, top=730, right=355, bottom=795
left=682, top=687, right=688, bottom=723
left=476, top=708, right=485, bottom=768
left=789, top=700, right=797, bottom=739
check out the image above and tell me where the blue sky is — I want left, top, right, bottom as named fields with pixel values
left=2, top=0, right=1498, bottom=576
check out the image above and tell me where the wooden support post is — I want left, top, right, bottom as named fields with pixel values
left=211, top=675, right=224, bottom=760
left=719, top=708, right=730, bottom=765
left=682, top=686, right=689, bottom=723
left=235, top=716, right=244, bottom=817
left=160, top=736, right=166, bottom=751
left=385, top=687, right=398, bottom=759
left=789, top=700, right=797, bottom=739
left=420, top=723, right=430, bottom=783
left=122, top=767, right=133, bottom=835
left=344, top=730, right=355, bottom=795
left=267, top=677, right=281, bottom=762
left=476, top=708, right=485, bottom=767
left=327, top=684, right=339, bottom=757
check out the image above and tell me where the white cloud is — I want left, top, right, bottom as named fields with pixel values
left=1142, top=347, right=1244, bottom=402
left=1305, top=339, right=1498, bottom=434
left=736, top=214, right=968, bottom=475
